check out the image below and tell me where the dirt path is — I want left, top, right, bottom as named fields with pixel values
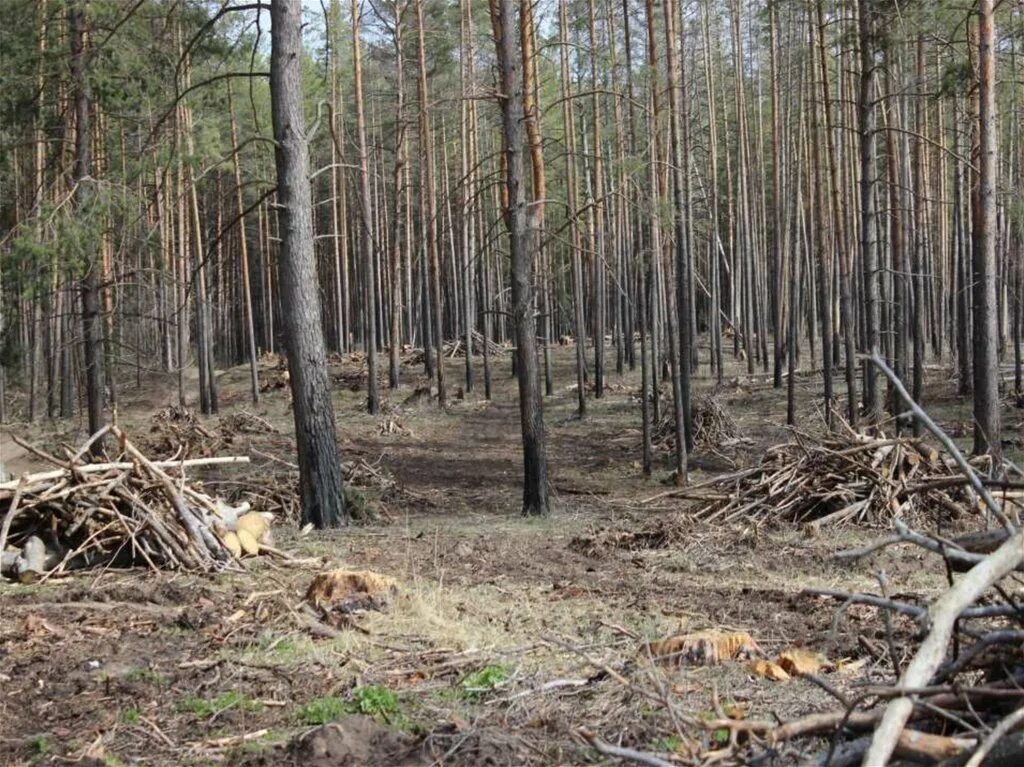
left=0, top=430, right=33, bottom=479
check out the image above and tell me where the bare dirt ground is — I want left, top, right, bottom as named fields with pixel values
left=1, top=345, right=1021, bottom=766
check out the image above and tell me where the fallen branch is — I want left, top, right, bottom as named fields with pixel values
left=577, top=729, right=677, bottom=767
left=862, top=522, right=1024, bottom=764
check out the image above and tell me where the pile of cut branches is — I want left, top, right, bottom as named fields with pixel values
left=218, top=454, right=398, bottom=525
left=219, top=410, right=277, bottom=436
left=652, top=392, right=739, bottom=452
left=402, top=331, right=505, bottom=366
left=0, top=427, right=260, bottom=581
left=754, top=517, right=1024, bottom=766
left=144, top=404, right=225, bottom=457
left=685, top=422, right=1019, bottom=528
left=603, top=422, right=1024, bottom=765
left=143, top=407, right=282, bottom=459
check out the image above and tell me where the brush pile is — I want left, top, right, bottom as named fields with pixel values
left=402, top=332, right=505, bottom=366
left=145, top=404, right=225, bottom=457
left=0, top=427, right=263, bottom=581
left=220, top=455, right=397, bottom=525
left=219, top=410, right=277, bottom=436
left=652, top=392, right=739, bottom=452
left=143, top=407, right=281, bottom=459
left=687, top=423, right=1017, bottom=528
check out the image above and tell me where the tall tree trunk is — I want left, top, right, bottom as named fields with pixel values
left=460, top=0, right=475, bottom=393
left=883, top=62, right=906, bottom=428
left=490, top=0, right=548, bottom=516
left=769, top=4, right=784, bottom=389
left=227, top=84, right=260, bottom=403
left=664, top=0, right=692, bottom=458
left=816, top=0, right=858, bottom=426
left=415, top=0, right=446, bottom=406
left=559, top=0, right=587, bottom=416
left=911, top=36, right=926, bottom=435
left=587, top=0, right=606, bottom=398
left=387, top=1, right=409, bottom=391
left=270, top=0, right=347, bottom=528
left=70, top=0, right=104, bottom=453
left=857, top=0, right=881, bottom=424
left=520, top=0, right=550, bottom=398
left=809, top=10, right=834, bottom=427
left=352, top=0, right=379, bottom=415
left=973, top=0, right=1001, bottom=458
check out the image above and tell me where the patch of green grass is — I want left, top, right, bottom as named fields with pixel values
left=711, top=728, right=730, bottom=745
left=236, top=728, right=284, bottom=755
left=177, top=690, right=263, bottom=718
left=344, top=487, right=378, bottom=522
left=29, top=735, right=50, bottom=756
left=124, top=667, right=166, bottom=684
left=295, top=696, right=348, bottom=726
left=295, top=685, right=401, bottom=726
left=119, top=707, right=141, bottom=725
left=350, top=684, right=399, bottom=718
left=256, top=634, right=298, bottom=656
left=653, top=735, right=682, bottom=752
left=459, top=665, right=509, bottom=701
left=431, top=687, right=461, bottom=703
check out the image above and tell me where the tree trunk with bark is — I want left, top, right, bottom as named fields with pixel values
left=270, top=0, right=347, bottom=528
left=973, top=0, right=1001, bottom=458
left=70, top=0, right=105, bottom=455
left=490, top=0, right=549, bottom=516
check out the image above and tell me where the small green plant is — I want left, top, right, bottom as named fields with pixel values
left=124, top=667, right=166, bottom=684
left=343, top=487, right=376, bottom=521
left=711, top=728, right=730, bottom=746
left=30, top=735, right=50, bottom=756
left=653, top=735, right=682, bottom=752
left=177, top=690, right=262, bottom=718
left=350, top=684, right=399, bottom=719
left=296, top=685, right=401, bottom=726
left=295, top=696, right=348, bottom=726
left=459, top=665, right=509, bottom=701
left=119, top=707, right=141, bottom=725
left=256, top=634, right=298, bottom=656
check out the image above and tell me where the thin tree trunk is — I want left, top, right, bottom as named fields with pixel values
left=816, top=0, right=858, bottom=426
left=559, top=0, right=587, bottom=416
left=70, top=0, right=104, bottom=453
left=415, top=0, right=446, bottom=406
left=490, top=0, right=548, bottom=516
left=227, top=84, right=260, bottom=402
left=973, top=0, right=1001, bottom=458
left=352, top=0, right=379, bottom=414
left=857, top=0, right=881, bottom=424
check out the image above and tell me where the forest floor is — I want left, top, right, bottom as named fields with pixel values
left=1, top=343, right=1022, bottom=766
